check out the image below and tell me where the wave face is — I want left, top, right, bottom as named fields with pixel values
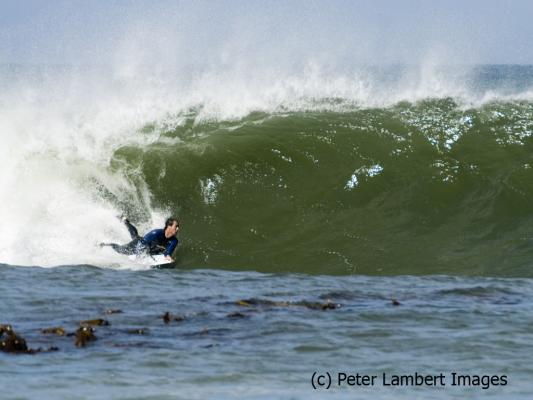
left=1, top=65, right=533, bottom=275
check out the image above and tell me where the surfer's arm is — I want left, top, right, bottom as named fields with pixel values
left=164, top=237, right=178, bottom=259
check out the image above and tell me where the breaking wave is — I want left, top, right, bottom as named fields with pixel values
left=1, top=64, right=533, bottom=276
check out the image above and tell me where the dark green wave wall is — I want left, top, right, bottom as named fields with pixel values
left=109, top=99, right=533, bottom=276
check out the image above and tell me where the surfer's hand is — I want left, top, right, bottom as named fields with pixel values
left=165, top=255, right=173, bottom=262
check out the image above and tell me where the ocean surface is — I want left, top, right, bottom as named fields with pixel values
left=1, top=64, right=533, bottom=399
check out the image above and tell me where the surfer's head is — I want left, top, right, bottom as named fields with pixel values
left=164, top=217, right=179, bottom=238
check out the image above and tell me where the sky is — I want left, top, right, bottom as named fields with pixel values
left=0, top=0, right=532, bottom=66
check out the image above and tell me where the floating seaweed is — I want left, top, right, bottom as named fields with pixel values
left=1, top=325, right=59, bottom=354
left=80, top=319, right=110, bottom=326
left=162, top=312, right=185, bottom=324
left=41, top=327, right=67, bottom=336
left=235, top=298, right=340, bottom=310
left=75, top=326, right=97, bottom=347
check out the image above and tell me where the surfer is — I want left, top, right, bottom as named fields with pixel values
left=100, top=217, right=179, bottom=261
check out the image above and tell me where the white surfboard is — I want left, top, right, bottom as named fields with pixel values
left=127, top=254, right=173, bottom=268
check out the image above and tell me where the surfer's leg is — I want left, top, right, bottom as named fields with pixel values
left=100, top=242, right=125, bottom=253
left=132, top=240, right=149, bottom=256
left=123, top=219, right=140, bottom=240
left=100, top=240, right=139, bottom=255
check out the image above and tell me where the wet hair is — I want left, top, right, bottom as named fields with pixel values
left=164, top=217, right=179, bottom=229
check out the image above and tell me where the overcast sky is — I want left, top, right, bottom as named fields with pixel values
left=0, top=0, right=531, bottom=66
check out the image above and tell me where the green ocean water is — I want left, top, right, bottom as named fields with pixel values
left=106, top=99, right=533, bottom=276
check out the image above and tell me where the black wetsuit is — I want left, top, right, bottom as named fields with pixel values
left=104, top=220, right=178, bottom=257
